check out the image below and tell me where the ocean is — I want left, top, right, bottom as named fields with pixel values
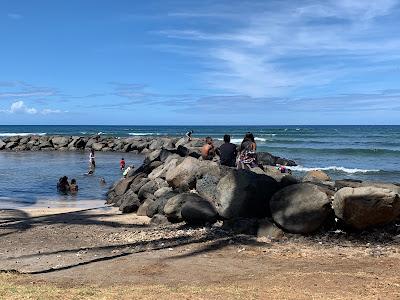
left=0, top=125, right=399, bottom=207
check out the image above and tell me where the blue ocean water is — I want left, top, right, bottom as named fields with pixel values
left=0, top=125, right=399, bottom=208
left=0, top=151, right=143, bottom=208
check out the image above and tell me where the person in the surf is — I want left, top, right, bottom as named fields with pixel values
left=89, top=149, right=96, bottom=168
left=120, top=158, right=126, bottom=170
left=69, top=178, right=79, bottom=193
left=57, top=176, right=70, bottom=193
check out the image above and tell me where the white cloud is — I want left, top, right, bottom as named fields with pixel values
left=0, top=101, right=64, bottom=115
left=10, top=101, right=37, bottom=114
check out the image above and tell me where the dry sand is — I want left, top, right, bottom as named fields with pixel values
left=1, top=205, right=400, bottom=299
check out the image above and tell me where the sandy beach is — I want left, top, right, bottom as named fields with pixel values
left=1, top=204, right=400, bottom=299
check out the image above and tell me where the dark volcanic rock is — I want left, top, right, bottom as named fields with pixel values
left=150, top=214, right=170, bottom=225
left=119, top=192, right=141, bottom=213
left=163, top=193, right=201, bottom=222
left=136, top=199, right=154, bottom=216
left=216, top=169, right=279, bottom=219
left=222, top=218, right=259, bottom=235
left=269, top=183, right=332, bottom=234
left=181, top=195, right=218, bottom=224
left=196, top=174, right=220, bottom=203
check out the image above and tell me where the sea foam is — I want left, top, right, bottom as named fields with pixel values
left=290, top=165, right=380, bottom=174
left=0, top=132, right=47, bottom=137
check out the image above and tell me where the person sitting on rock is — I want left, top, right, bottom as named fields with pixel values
left=201, top=136, right=215, bottom=160
left=217, top=134, right=237, bottom=167
left=237, top=132, right=258, bottom=170
left=123, top=165, right=134, bottom=178
left=69, top=178, right=78, bottom=193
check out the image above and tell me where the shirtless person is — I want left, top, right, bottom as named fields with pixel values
left=201, top=136, right=215, bottom=160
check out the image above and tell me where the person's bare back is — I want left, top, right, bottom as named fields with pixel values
left=201, top=137, right=215, bottom=160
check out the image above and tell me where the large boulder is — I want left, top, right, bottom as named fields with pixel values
left=269, top=183, right=332, bottom=234
left=137, top=178, right=168, bottom=200
left=85, top=137, right=98, bottom=148
left=148, top=156, right=181, bottom=180
left=196, top=174, right=220, bottom=203
left=137, top=199, right=154, bottom=216
left=216, top=169, right=279, bottom=219
left=165, top=157, right=201, bottom=190
left=91, top=142, right=104, bottom=151
left=257, top=219, right=285, bottom=239
left=154, top=186, right=173, bottom=198
left=164, top=193, right=199, bottom=222
left=257, top=152, right=277, bottom=166
left=114, top=177, right=136, bottom=196
left=39, top=140, right=53, bottom=149
left=332, top=186, right=400, bottom=230
left=149, top=139, right=165, bottom=151
left=302, top=170, right=331, bottom=182
left=5, top=141, right=18, bottom=149
left=119, top=191, right=141, bottom=213
left=335, top=180, right=400, bottom=195
left=146, top=195, right=175, bottom=218
left=51, top=136, right=70, bottom=147
left=144, top=149, right=162, bottom=163
left=181, top=196, right=218, bottom=225
left=0, top=139, right=5, bottom=150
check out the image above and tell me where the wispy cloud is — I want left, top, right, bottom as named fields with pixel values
left=156, top=0, right=400, bottom=98
left=7, top=13, right=23, bottom=20
left=0, top=81, right=59, bottom=99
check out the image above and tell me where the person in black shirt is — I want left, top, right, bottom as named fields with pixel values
left=218, top=134, right=237, bottom=167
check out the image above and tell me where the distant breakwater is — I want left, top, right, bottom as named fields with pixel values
left=0, top=135, right=179, bottom=155
left=0, top=134, right=297, bottom=168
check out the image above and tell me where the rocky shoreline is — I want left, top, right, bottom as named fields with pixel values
left=106, top=136, right=400, bottom=237
left=1, top=134, right=399, bottom=238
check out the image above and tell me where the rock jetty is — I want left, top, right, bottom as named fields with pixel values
left=106, top=137, right=400, bottom=235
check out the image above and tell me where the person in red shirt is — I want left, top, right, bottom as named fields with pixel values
left=120, top=158, right=126, bottom=170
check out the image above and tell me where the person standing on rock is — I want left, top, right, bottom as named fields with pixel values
left=201, top=137, right=215, bottom=160
left=217, top=134, right=237, bottom=167
left=237, top=132, right=258, bottom=170
left=185, top=130, right=194, bottom=142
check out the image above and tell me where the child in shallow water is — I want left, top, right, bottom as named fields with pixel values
left=120, top=158, right=126, bottom=170
left=69, top=178, right=78, bottom=193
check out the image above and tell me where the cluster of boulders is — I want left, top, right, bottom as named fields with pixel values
left=0, top=135, right=179, bottom=153
left=107, top=140, right=400, bottom=236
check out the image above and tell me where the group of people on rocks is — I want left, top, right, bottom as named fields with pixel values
left=200, top=132, right=290, bottom=173
left=200, top=132, right=257, bottom=169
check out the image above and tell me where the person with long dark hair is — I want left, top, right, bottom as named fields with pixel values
left=237, top=132, right=258, bottom=170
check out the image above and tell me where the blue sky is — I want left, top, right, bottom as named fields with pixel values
left=0, top=0, right=399, bottom=125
